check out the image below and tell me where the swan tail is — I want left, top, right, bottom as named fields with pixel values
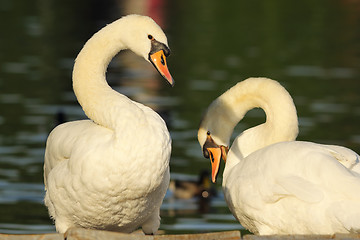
left=323, top=144, right=360, bottom=172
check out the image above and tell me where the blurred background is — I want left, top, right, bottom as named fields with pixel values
left=0, top=0, right=359, bottom=235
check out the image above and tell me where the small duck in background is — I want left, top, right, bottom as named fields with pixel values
left=169, top=170, right=217, bottom=200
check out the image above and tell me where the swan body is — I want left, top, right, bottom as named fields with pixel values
left=44, top=15, right=173, bottom=234
left=198, top=77, right=360, bottom=235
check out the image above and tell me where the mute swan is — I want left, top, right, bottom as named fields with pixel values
left=44, top=15, right=173, bottom=234
left=198, top=77, right=360, bottom=235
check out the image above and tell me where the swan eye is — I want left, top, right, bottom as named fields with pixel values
left=148, top=34, right=154, bottom=40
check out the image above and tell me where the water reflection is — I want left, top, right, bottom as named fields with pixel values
left=0, top=0, right=360, bottom=235
left=0, top=224, right=54, bottom=234
left=0, top=181, right=43, bottom=203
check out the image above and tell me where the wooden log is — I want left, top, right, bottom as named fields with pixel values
left=243, top=233, right=360, bottom=240
left=65, top=228, right=242, bottom=240
left=1, top=229, right=360, bottom=240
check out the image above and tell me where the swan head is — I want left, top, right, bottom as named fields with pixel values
left=115, top=15, right=174, bottom=86
left=198, top=96, right=234, bottom=183
left=200, top=131, right=229, bottom=183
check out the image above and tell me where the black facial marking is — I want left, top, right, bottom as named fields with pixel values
left=202, top=132, right=219, bottom=159
left=149, top=39, right=171, bottom=57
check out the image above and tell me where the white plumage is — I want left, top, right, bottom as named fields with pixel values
left=198, top=77, right=360, bottom=235
left=44, top=15, right=173, bottom=234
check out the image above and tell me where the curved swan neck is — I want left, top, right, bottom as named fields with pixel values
left=72, top=19, right=135, bottom=129
left=199, top=78, right=299, bottom=157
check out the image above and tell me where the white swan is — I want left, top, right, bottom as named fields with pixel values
left=44, top=15, right=173, bottom=234
left=198, top=77, right=360, bottom=235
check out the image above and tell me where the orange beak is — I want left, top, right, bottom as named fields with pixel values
left=149, top=50, right=174, bottom=86
left=207, top=147, right=222, bottom=183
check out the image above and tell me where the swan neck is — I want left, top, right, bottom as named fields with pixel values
left=199, top=78, right=298, bottom=158
left=72, top=24, right=127, bottom=129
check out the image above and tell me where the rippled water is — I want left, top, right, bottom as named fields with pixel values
left=0, top=0, right=359, bottom=235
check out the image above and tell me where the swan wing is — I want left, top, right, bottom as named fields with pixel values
left=229, top=141, right=360, bottom=206
left=268, top=142, right=360, bottom=201
left=43, top=120, right=104, bottom=188
left=272, top=175, right=323, bottom=203
left=271, top=144, right=360, bottom=203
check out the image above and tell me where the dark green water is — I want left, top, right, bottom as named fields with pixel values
left=0, top=0, right=359, bottom=234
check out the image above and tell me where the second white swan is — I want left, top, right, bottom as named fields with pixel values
left=198, top=77, right=360, bottom=235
